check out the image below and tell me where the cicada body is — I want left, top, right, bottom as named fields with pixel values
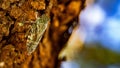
left=26, top=14, right=49, bottom=54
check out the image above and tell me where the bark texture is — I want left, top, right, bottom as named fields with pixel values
left=0, top=0, right=85, bottom=68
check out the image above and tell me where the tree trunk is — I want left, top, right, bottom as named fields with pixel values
left=0, top=0, right=85, bottom=68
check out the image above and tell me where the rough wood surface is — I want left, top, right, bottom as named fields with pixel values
left=0, top=0, right=85, bottom=68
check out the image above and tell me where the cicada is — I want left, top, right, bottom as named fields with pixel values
left=26, top=14, right=49, bottom=54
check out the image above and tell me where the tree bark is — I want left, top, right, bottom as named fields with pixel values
left=0, top=0, right=85, bottom=68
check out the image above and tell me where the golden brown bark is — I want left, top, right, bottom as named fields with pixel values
left=0, top=0, right=85, bottom=68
